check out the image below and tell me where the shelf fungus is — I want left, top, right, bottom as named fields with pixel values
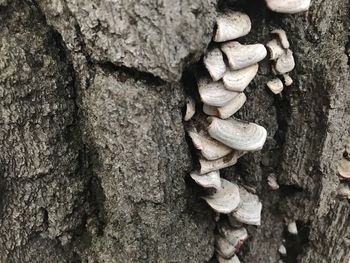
left=223, top=64, right=259, bottom=92
left=267, top=174, right=279, bottom=190
left=267, top=78, right=284, bottom=94
left=217, top=93, right=247, bottom=119
left=188, top=130, right=233, bottom=160
left=203, top=104, right=219, bottom=116
left=202, top=179, right=240, bottom=214
left=218, top=225, right=248, bottom=253
left=265, top=0, right=311, bottom=14
left=221, top=42, right=267, bottom=70
left=204, top=48, right=227, bottom=81
left=184, top=97, right=195, bottom=121
left=278, top=244, right=287, bottom=256
left=230, top=187, right=262, bottom=226
left=275, top=49, right=295, bottom=75
left=271, top=29, right=290, bottom=49
left=337, top=184, right=350, bottom=199
left=207, top=117, right=267, bottom=151
left=283, top=74, right=293, bottom=86
left=215, top=235, right=237, bottom=259
left=203, top=93, right=247, bottom=120
left=287, top=221, right=298, bottom=235
left=198, top=78, right=240, bottom=107
left=190, top=171, right=221, bottom=189
left=266, top=39, right=285, bottom=61
left=216, top=254, right=241, bottom=263
left=338, top=157, right=350, bottom=179
left=199, top=151, right=245, bottom=175
left=214, top=11, right=251, bottom=42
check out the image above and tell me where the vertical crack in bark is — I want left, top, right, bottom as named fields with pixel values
left=284, top=221, right=310, bottom=263
left=346, top=36, right=350, bottom=67
left=0, top=0, right=88, bottom=260
left=28, top=0, right=97, bottom=255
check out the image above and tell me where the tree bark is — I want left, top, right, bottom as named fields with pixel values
left=0, top=0, right=349, bottom=262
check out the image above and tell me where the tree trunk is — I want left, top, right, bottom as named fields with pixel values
left=0, top=0, right=349, bottom=262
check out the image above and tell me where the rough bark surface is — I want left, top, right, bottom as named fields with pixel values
left=0, top=1, right=86, bottom=262
left=36, top=0, right=217, bottom=82
left=78, top=69, right=214, bottom=263
left=0, top=0, right=349, bottom=263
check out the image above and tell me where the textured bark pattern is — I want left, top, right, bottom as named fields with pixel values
left=0, top=0, right=349, bottom=262
left=0, top=1, right=86, bottom=262
left=78, top=69, right=214, bottom=262
left=36, top=0, right=217, bottom=82
left=0, top=0, right=216, bottom=262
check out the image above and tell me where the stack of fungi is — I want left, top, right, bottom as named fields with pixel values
left=182, top=1, right=311, bottom=262
left=184, top=11, right=266, bottom=263
left=266, top=29, right=295, bottom=94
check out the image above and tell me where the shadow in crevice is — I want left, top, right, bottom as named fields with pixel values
left=98, top=61, right=166, bottom=86
left=217, top=0, right=265, bottom=14
left=0, top=164, right=6, bottom=216
left=279, top=185, right=304, bottom=197
left=69, top=144, right=107, bottom=256
left=181, top=62, right=217, bottom=208
left=87, top=168, right=107, bottom=236
left=283, top=221, right=311, bottom=263
left=273, top=94, right=292, bottom=146
left=71, top=252, right=82, bottom=263
left=180, top=61, right=207, bottom=169
left=346, top=36, right=350, bottom=67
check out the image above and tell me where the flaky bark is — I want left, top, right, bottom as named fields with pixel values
left=0, top=0, right=349, bottom=262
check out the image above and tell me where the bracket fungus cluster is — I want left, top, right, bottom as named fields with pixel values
left=182, top=3, right=311, bottom=262
left=263, top=2, right=311, bottom=259
left=184, top=10, right=267, bottom=263
left=266, top=29, right=295, bottom=94
left=264, top=0, right=311, bottom=93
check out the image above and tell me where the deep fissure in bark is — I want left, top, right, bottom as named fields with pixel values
left=98, top=62, right=166, bottom=86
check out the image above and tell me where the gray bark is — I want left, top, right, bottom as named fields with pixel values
left=0, top=0, right=349, bottom=262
